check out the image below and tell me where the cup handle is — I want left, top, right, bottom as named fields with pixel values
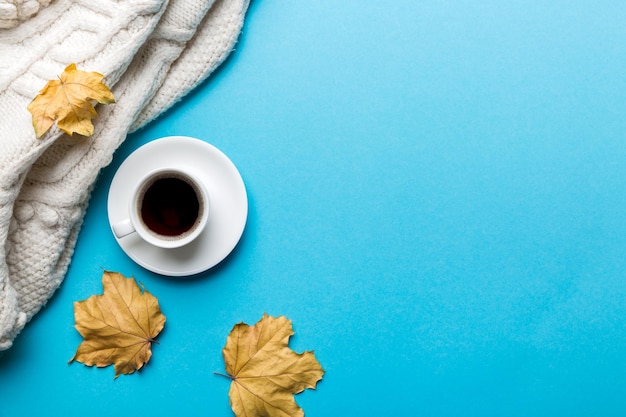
left=112, top=218, right=135, bottom=238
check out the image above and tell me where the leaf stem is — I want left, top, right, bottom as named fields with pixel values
left=214, top=372, right=234, bottom=380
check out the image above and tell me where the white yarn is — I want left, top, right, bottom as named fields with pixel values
left=0, top=0, right=249, bottom=350
left=0, top=0, right=169, bottom=349
left=132, top=0, right=249, bottom=130
left=0, top=0, right=53, bottom=29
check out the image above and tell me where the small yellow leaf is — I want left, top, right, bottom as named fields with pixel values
left=27, top=63, right=115, bottom=138
left=69, top=271, right=165, bottom=378
left=220, top=314, right=324, bottom=417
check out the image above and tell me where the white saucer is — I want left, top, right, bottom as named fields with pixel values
left=107, top=136, right=248, bottom=276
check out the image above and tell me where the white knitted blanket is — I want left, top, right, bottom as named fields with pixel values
left=0, top=0, right=249, bottom=350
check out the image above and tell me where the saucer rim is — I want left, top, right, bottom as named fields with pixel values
left=107, top=136, right=248, bottom=276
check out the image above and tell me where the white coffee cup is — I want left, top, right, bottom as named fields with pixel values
left=112, top=168, right=210, bottom=249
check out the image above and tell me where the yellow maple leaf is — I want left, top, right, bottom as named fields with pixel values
left=69, top=271, right=166, bottom=378
left=219, top=314, right=325, bottom=417
left=27, top=63, right=115, bottom=138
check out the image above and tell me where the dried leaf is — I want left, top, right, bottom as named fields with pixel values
left=219, top=314, right=324, bottom=417
left=69, top=271, right=165, bottom=378
left=27, top=63, right=115, bottom=138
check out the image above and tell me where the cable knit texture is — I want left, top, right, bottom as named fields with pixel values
left=0, top=0, right=54, bottom=29
left=0, top=0, right=249, bottom=350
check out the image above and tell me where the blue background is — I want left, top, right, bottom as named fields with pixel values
left=2, top=1, right=626, bottom=415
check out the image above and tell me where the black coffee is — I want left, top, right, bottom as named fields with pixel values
left=140, top=176, right=200, bottom=237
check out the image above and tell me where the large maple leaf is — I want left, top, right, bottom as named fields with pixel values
left=69, top=271, right=166, bottom=378
left=27, top=63, right=115, bottom=138
left=220, top=314, right=324, bottom=417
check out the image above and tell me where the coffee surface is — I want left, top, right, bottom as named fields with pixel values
left=140, top=177, right=200, bottom=237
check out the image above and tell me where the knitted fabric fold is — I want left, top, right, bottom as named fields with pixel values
left=0, top=0, right=169, bottom=351
left=0, top=0, right=54, bottom=29
left=0, top=0, right=249, bottom=350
